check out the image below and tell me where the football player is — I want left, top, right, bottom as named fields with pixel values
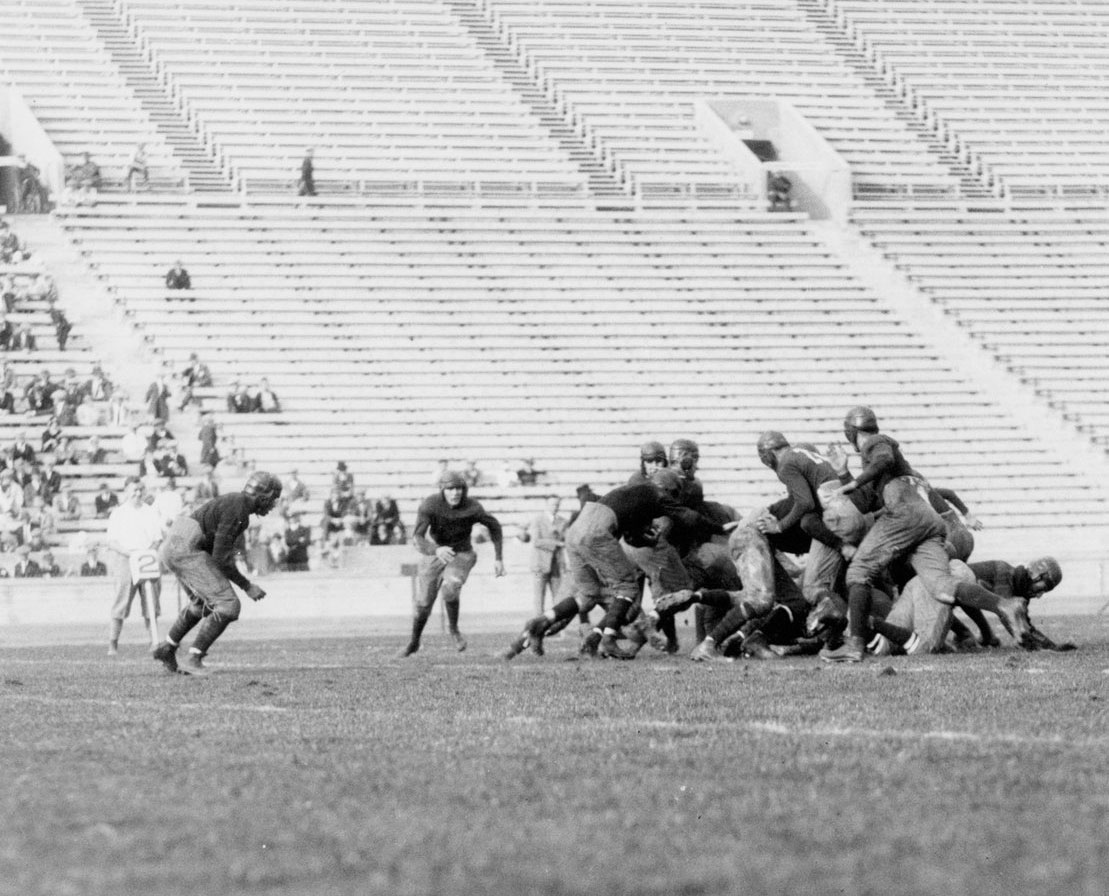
left=402, top=471, right=505, bottom=657
left=152, top=471, right=282, bottom=676
left=821, top=406, right=1031, bottom=662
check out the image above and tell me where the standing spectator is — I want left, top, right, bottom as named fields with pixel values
left=146, top=418, right=174, bottom=452
left=39, top=456, right=61, bottom=503
left=152, top=478, right=184, bottom=530
left=145, top=375, right=171, bottom=422
left=198, top=412, right=220, bottom=468
left=298, top=147, right=316, bottom=196
left=80, top=546, right=107, bottom=576
left=0, top=469, right=24, bottom=533
left=39, top=550, right=62, bottom=578
left=226, top=379, right=252, bottom=413
left=0, top=313, right=13, bottom=350
left=68, top=151, right=101, bottom=206
left=523, top=494, right=567, bottom=615
left=768, top=171, right=793, bottom=212
left=47, top=299, right=72, bottom=350
left=17, top=156, right=47, bottom=214
left=253, top=378, right=281, bottom=413
left=320, top=487, right=351, bottom=559
left=126, top=143, right=149, bottom=192
left=284, top=468, right=310, bottom=505
left=165, top=260, right=191, bottom=292
left=284, top=511, right=312, bottom=571
left=106, top=392, right=129, bottom=427
left=194, top=465, right=220, bottom=502
left=332, top=461, right=354, bottom=498
left=80, top=435, right=107, bottom=465
left=94, top=481, right=119, bottom=518
left=106, top=479, right=165, bottom=654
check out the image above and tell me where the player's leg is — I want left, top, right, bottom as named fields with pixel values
left=402, top=554, right=443, bottom=657
left=438, top=550, right=477, bottom=651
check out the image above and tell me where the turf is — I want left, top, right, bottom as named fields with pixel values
left=3, top=615, right=1108, bottom=896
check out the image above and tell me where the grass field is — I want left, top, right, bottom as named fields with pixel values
left=3, top=614, right=1108, bottom=896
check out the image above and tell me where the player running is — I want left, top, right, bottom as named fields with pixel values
left=402, top=471, right=505, bottom=657
left=152, top=471, right=282, bottom=676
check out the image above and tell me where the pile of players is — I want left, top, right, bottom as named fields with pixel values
left=501, top=406, right=1070, bottom=664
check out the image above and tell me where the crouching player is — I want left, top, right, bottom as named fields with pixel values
left=152, top=472, right=282, bottom=676
left=402, top=471, right=505, bottom=657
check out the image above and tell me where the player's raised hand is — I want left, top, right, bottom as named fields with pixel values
left=964, top=512, right=984, bottom=531
left=825, top=442, right=850, bottom=475
left=246, top=582, right=266, bottom=601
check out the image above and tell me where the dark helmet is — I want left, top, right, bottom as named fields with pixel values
left=439, top=471, right=467, bottom=492
left=243, top=471, right=282, bottom=513
left=639, top=440, right=668, bottom=464
left=1026, top=556, right=1063, bottom=594
left=668, top=438, right=699, bottom=476
left=843, top=405, right=879, bottom=446
left=649, top=467, right=683, bottom=499
left=756, top=430, right=789, bottom=468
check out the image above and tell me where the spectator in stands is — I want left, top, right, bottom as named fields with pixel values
left=198, top=412, right=220, bottom=468
left=0, top=220, right=20, bottom=262
left=253, top=378, right=281, bottom=413
left=47, top=299, right=72, bottom=351
left=69, top=151, right=101, bottom=206
left=50, top=390, right=76, bottom=428
left=320, top=487, right=351, bottom=553
left=165, top=260, right=192, bottom=292
left=85, top=364, right=113, bottom=404
left=0, top=314, right=13, bottom=351
left=41, top=415, right=64, bottom=455
left=349, top=489, right=374, bottom=542
left=154, top=439, right=188, bottom=478
left=462, top=459, right=484, bottom=488
left=12, top=544, right=41, bottom=578
left=53, top=436, right=79, bottom=466
left=145, top=374, right=171, bottom=422
left=768, top=171, right=793, bottom=212
left=107, top=392, right=129, bottom=427
left=284, top=510, right=312, bottom=571
left=430, top=459, right=449, bottom=487
left=39, top=550, right=62, bottom=578
left=11, top=431, right=34, bottom=467
left=94, top=481, right=119, bottom=519
left=332, top=461, right=354, bottom=498
left=80, top=545, right=107, bottom=577
left=17, top=156, right=47, bottom=214
left=0, top=277, right=13, bottom=314
left=226, top=379, right=253, bottom=413
left=80, top=434, right=107, bottom=465
left=10, top=322, right=36, bottom=352
left=516, top=457, right=545, bottom=486
left=298, top=147, right=316, bottom=197
left=126, top=143, right=149, bottom=192
left=52, top=486, right=82, bottom=522
left=121, top=424, right=146, bottom=465
left=284, top=468, right=309, bottom=505
left=39, top=456, right=61, bottom=503
left=177, top=353, right=211, bottom=411
left=372, top=493, right=405, bottom=545
left=0, top=469, right=24, bottom=531
left=23, top=372, right=51, bottom=415
left=194, top=465, right=219, bottom=503
left=76, top=394, right=102, bottom=427
left=24, top=272, right=58, bottom=305
left=267, top=532, right=288, bottom=572
left=146, top=418, right=174, bottom=453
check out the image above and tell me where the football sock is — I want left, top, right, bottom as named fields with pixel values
left=846, top=583, right=872, bottom=639
left=444, top=599, right=460, bottom=632
left=167, top=604, right=204, bottom=645
left=191, top=613, right=232, bottom=655
left=109, top=618, right=124, bottom=645
left=958, top=607, right=995, bottom=643
left=410, top=609, right=432, bottom=646
left=708, top=606, right=749, bottom=644
left=870, top=618, right=913, bottom=647
left=695, top=589, right=734, bottom=611
left=599, top=598, right=633, bottom=637
left=551, top=598, right=580, bottom=624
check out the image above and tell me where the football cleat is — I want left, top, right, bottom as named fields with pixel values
left=524, top=616, right=550, bottom=656
left=397, top=641, right=420, bottom=658
left=742, top=632, right=779, bottom=661
left=599, top=635, right=636, bottom=660
left=689, top=637, right=727, bottom=663
left=181, top=652, right=211, bottom=677
left=450, top=630, right=467, bottom=652
left=819, top=635, right=865, bottom=664
left=501, top=633, right=528, bottom=661
left=152, top=641, right=179, bottom=674
left=579, top=630, right=602, bottom=658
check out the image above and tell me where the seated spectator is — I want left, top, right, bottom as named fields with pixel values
left=350, top=489, right=374, bottom=542
left=12, top=543, right=41, bottom=578
left=0, top=385, right=14, bottom=416
left=10, top=322, right=36, bottom=352
left=267, top=533, right=288, bottom=571
left=80, top=545, right=107, bottom=576
left=50, top=390, right=76, bottom=427
left=165, top=260, right=192, bottom=291
left=226, top=380, right=252, bottom=413
left=284, top=468, right=310, bottom=505
left=41, top=414, right=63, bottom=454
left=10, top=458, right=31, bottom=490
left=80, top=434, right=107, bottom=465
left=0, top=220, right=21, bottom=263
left=52, top=487, right=82, bottom=522
left=153, top=439, right=188, bottom=478
left=126, top=143, right=149, bottom=192
left=85, top=364, right=113, bottom=404
left=38, top=550, right=62, bottom=578
left=462, top=460, right=483, bottom=488
left=0, top=469, right=23, bottom=532
left=0, top=313, right=12, bottom=351
left=332, top=461, right=354, bottom=498
left=253, top=377, right=281, bottom=413
left=768, top=171, right=793, bottom=212
left=145, top=375, right=170, bottom=422
left=52, top=435, right=79, bottom=466
left=0, top=276, right=13, bottom=314
left=146, top=418, right=173, bottom=453
left=516, top=457, right=545, bottom=486
left=11, top=431, right=35, bottom=466
left=121, top=424, right=146, bottom=464
left=68, top=151, right=101, bottom=206
left=372, top=494, right=405, bottom=545
left=72, top=394, right=100, bottom=427
left=181, top=352, right=212, bottom=389
left=320, top=487, right=351, bottom=547
left=93, top=481, right=119, bottom=518
left=39, top=456, right=61, bottom=503
left=284, top=511, right=312, bottom=571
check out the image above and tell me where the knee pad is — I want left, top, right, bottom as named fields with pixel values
left=212, top=597, right=241, bottom=624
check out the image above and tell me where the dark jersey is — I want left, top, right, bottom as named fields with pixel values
left=413, top=493, right=503, bottom=560
left=969, top=560, right=1034, bottom=600
left=599, top=482, right=725, bottom=545
left=775, top=446, right=839, bottom=532
left=191, top=493, right=254, bottom=588
left=854, top=434, right=918, bottom=510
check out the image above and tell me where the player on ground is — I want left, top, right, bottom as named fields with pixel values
left=821, top=406, right=1031, bottom=663
left=402, top=471, right=505, bottom=657
left=106, top=479, right=165, bottom=655
left=969, top=556, right=1071, bottom=650
left=152, top=472, right=282, bottom=676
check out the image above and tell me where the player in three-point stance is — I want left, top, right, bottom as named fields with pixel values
left=152, top=471, right=283, bottom=676
left=402, top=471, right=505, bottom=657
